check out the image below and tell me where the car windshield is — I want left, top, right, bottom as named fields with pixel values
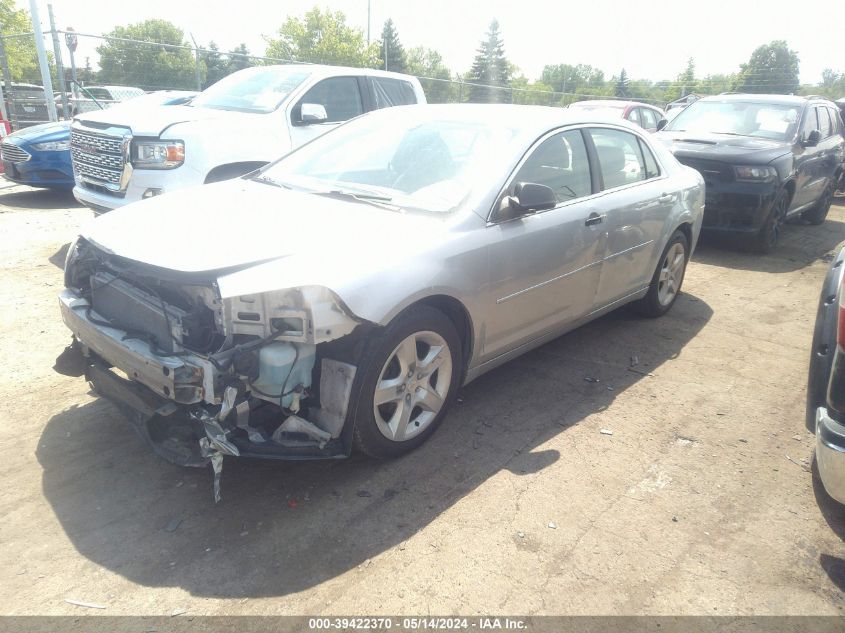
left=191, top=66, right=312, bottom=113
left=259, top=108, right=521, bottom=214
left=665, top=100, right=801, bottom=141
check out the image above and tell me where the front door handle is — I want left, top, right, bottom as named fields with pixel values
left=585, top=212, right=605, bottom=226
left=658, top=193, right=674, bottom=203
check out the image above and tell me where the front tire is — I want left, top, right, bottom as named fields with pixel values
left=753, top=190, right=789, bottom=253
left=632, top=229, right=689, bottom=317
left=352, top=306, right=462, bottom=459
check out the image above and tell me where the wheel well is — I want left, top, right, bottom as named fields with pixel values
left=415, top=295, right=474, bottom=376
left=783, top=180, right=796, bottom=204
left=676, top=222, right=693, bottom=252
left=204, top=162, right=267, bottom=184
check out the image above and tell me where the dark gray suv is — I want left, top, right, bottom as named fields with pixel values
left=655, top=94, right=844, bottom=252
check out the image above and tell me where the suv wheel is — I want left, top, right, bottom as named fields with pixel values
left=753, top=190, right=789, bottom=254
left=802, top=183, right=834, bottom=226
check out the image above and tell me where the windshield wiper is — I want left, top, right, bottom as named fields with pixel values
left=253, top=175, right=292, bottom=189
left=313, top=189, right=400, bottom=211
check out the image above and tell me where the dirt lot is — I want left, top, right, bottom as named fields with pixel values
left=0, top=182, right=843, bottom=616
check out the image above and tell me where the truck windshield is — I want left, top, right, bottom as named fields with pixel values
left=666, top=100, right=801, bottom=141
left=191, top=66, right=312, bottom=114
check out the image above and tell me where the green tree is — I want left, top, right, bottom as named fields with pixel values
left=614, top=68, right=629, bottom=98
left=541, top=63, right=606, bottom=104
left=663, top=57, right=696, bottom=101
left=406, top=46, right=452, bottom=103
left=203, top=41, right=227, bottom=88
left=265, top=7, right=379, bottom=68
left=96, top=19, right=199, bottom=89
left=735, top=40, right=799, bottom=94
left=227, top=44, right=254, bottom=72
left=379, top=19, right=407, bottom=73
left=510, top=74, right=553, bottom=105
left=0, top=0, right=40, bottom=83
left=466, top=19, right=511, bottom=103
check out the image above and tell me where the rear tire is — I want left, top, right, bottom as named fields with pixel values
left=802, top=183, right=834, bottom=226
left=352, top=306, right=462, bottom=459
left=632, top=230, right=689, bottom=318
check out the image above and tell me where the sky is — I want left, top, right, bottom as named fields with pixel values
left=30, top=0, right=838, bottom=85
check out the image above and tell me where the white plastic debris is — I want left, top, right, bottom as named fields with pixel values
left=600, top=429, right=613, bottom=436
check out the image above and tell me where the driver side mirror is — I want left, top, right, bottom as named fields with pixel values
left=803, top=129, right=821, bottom=147
left=299, top=103, right=328, bottom=125
left=656, top=118, right=668, bottom=131
left=496, top=182, right=556, bottom=222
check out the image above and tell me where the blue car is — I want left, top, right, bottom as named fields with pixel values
left=1, top=121, right=74, bottom=189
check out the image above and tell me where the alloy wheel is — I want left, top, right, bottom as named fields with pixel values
left=372, top=330, right=453, bottom=442
left=657, top=242, right=686, bottom=307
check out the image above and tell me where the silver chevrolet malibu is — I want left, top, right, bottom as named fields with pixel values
left=58, top=104, right=704, bottom=492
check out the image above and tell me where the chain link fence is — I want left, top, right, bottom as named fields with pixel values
left=0, top=14, right=665, bottom=133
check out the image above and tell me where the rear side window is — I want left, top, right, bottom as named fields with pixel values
left=371, top=77, right=417, bottom=108
left=830, top=107, right=844, bottom=135
left=296, top=77, right=363, bottom=123
left=588, top=128, right=649, bottom=189
left=639, top=138, right=660, bottom=179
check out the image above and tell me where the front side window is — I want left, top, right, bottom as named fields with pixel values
left=588, top=128, right=648, bottom=189
left=641, top=108, right=659, bottom=129
left=817, top=107, right=833, bottom=138
left=295, top=76, right=363, bottom=123
left=625, top=108, right=643, bottom=127
left=512, top=129, right=592, bottom=203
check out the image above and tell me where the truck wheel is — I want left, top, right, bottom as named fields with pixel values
left=802, top=184, right=834, bottom=226
left=753, top=190, right=789, bottom=254
left=352, top=306, right=462, bottom=459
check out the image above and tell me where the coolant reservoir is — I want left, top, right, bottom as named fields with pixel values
left=251, top=341, right=316, bottom=408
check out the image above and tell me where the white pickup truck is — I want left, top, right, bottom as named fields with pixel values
left=70, top=65, right=426, bottom=213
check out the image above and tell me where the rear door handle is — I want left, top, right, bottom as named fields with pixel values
left=585, top=212, right=605, bottom=226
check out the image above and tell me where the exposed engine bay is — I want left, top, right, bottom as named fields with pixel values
left=57, top=237, right=370, bottom=501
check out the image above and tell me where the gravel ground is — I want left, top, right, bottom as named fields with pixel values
left=0, top=183, right=843, bottom=616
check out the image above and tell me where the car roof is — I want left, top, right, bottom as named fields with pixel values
left=366, top=103, right=648, bottom=138
left=570, top=99, right=661, bottom=110
left=263, top=63, right=420, bottom=84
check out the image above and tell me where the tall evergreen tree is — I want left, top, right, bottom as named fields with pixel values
left=466, top=19, right=511, bottom=103
left=379, top=19, right=407, bottom=73
left=614, top=68, right=629, bottom=98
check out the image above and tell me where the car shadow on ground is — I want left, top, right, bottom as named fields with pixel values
left=812, top=459, right=845, bottom=593
left=0, top=185, right=78, bottom=210
left=692, top=215, right=845, bottom=274
left=37, top=293, right=712, bottom=599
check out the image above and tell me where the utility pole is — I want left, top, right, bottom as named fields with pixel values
left=47, top=4, right=68, bottom=118
left=367, top=0, right=371, bottom=44
left=190, top=33, right=201, bottom=91
left=29, top=0, right=58, bottom=122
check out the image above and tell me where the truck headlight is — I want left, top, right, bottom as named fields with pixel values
left=132, top=140, right=185, bottom=169
left=32, top=140, right=70, bottom=151
left=734, top=165, right=777, bottom=182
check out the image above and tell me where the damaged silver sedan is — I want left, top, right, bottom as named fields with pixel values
left=57, top=105, right=704, bottom=498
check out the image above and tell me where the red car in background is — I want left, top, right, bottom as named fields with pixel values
left=568, top=99, right=667, bottom=133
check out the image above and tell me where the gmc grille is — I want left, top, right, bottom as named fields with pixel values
left=70, top=127, right=131, bottom=192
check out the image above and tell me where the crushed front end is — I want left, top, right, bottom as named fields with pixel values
left=58, top=238, right=367, bottom=499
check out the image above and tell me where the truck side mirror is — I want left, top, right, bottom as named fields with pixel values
left=300, top=103, right=328, bottom=125
left=803, top=129, right=821, bottom=147
left=656, top=118, right=668, bottom=131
